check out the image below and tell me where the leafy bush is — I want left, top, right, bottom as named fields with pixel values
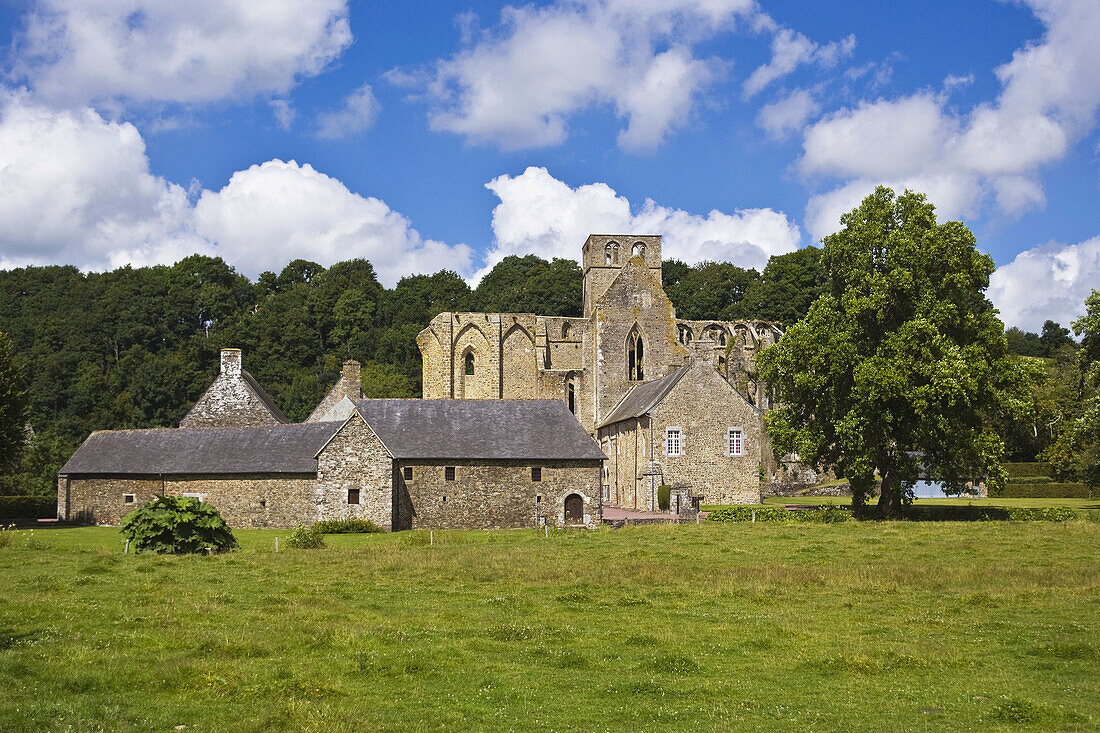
left=996, top=483, right=1091, bottom=499
left=284, top=522, right=325, bottom=548
left=313, top=518, right=383, bottom=534
left=1004, top=462, right=1053, bottom=478
left=708, top=505, right=852, bottom=523
left=0, top=495, right=55, bottom=520
left=120, top=496, right=238, bottom=554
left=850, top=505, right=1078, bottom=522
left=657, top=485, right=671, bottom=511
left=1003, top=476, right=1053, bottom=484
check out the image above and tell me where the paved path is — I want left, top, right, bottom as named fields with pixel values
left=601, top=506, right=676, bottom=522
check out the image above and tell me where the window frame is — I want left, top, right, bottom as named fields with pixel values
left=727, top=427, right=744, bottom=456
left=665, top=426, right=683, bottom=457
left=403, top=466, right=413, bottom=481
left=531, top=466, right=542, bottom=482
left=123, top=493, right=136, bottom=504
left=347, top=488, right=360, bottom=505
left=444, top=466, right=456, bottom=481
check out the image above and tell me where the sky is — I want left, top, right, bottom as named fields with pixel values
left=0, top=0, right=1097, bottom=333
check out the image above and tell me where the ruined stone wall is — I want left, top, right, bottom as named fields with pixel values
left=393, top=459, right=601, bottom=530
left=598, top=417, right=658, bottom=510
left=315, top=415, right=393, bottom=530
left=582, top=234, right=663, bottom=317
left=62, top=474, right=318, bottom=527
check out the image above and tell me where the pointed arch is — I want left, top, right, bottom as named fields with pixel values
left=454, top=322, right=491, bottom=399
left=627, top=325, right=645, bottom=381
left=502, top=323, right=537, bottom=399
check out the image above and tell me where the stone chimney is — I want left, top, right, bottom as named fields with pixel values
left=341, top=360, right=362, bottom=399
left=220, top=348, right=242, bottom=377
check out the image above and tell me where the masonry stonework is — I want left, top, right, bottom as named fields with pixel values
left=315, top=414, right=393, bottom=530
left=179, top=349, right=287, bottom=428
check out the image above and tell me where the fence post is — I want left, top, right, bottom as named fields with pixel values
left=752, top=510, right=756, bottom=523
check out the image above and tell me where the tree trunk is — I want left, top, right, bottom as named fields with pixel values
left=877, top=467, right=904, bottom=518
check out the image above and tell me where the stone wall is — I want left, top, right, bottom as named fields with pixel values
left=180, top=349, right=284, bottom=428
left=315, top=414, right=394, bottom=530
left=60, top=473, right=318, bottom=527
left=393, top=459, right=601, bottom=530
left=306, top=361, right=362, bottom=422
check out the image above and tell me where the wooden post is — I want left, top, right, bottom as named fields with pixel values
left=752, top=510, right=756, bottom=523
left=275, top=537, right=279, bottom=553
left=124, top=539, right=130, bottom=554
left=430, top=530, right=434, bottom=545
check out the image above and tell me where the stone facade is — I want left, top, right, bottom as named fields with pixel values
left=315, top=412, right=393, bottom=529
left=306, top=360, right=363, bottom=423
left=179, top=349, right=287, bottom=428
left=419, top=233, right=781, bottom=506
left=393, top=459, right=601, bottom=530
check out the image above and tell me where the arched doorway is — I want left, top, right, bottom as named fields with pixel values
left=564, top=494, right=584, bottom=525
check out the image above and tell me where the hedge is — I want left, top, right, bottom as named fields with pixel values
left=1004, top=476, right=1053, bottom=484
left=708, top=505, right=852, bottom=523
left=313, top=518, right=383, bottom=534
left=0, top=495, right=56, bottom=520
left=996, top=483, right=1091, bottom=499
left=1004, top=462, right=1053, bottom=478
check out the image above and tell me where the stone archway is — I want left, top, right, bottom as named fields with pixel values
left=564, top=494, right=584, bottom=525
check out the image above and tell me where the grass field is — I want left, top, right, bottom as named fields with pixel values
left=2, top=521, right=1098, bottom=731
left=756, top=495, right=1100, bottom=516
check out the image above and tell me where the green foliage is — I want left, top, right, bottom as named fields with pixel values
left=313, top=518, right=383, bottom=534
left=756, top=187, right=1038, bottom=516
left=0, top=495, right=55, bottom=520
left=855, top=505, right=1079, bottom=522
left=995, top=483, right=1091, bottom=499
left=0, top=331, right=28, bottom=470
left=1004, top=462, right=1053, bottom=477
left=708, top=505, right=852, bottom=523
left=284, top=522, right=325, bottom=548
left=738, top=246, right=828, bottom=327
left=119, top=496, right=238, bottom=554
left=657, top=485, right=671, bottom=511
left=661, top=260, right=759, bottom=320
left=0, top=431, right=76, bottom=498
left=473, top=255, right=582, bottom=316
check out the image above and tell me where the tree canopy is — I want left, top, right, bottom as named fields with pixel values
left=0, top=331, right=27, bottom=470
left=756, top=187, right=1038, bottom=516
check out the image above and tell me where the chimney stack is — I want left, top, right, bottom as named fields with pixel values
left=342, top=360, right=362, bottom=399
left=221, top=348, right=242, bottom=377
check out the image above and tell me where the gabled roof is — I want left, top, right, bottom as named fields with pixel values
left=241, top=370, right=290, bottom=424
left=355, top=399, right=605, bottom=461
left=60, top=422, right=342, bottom=476
left=598, top=365, right=690, bottom=428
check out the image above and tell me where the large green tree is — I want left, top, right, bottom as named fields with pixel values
left=756, top=187, right=1037, bottom=516
left=0, top=331, right=28, bottom=469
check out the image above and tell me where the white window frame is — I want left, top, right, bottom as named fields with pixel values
left=727, top=427, right=744, bottom=456
left=666, top=427, right=683, bottom=456
left=123, top=493, right=136, bottom=504
left=181, top=492, right=204, bottom=502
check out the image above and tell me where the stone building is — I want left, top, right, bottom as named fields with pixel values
left=58, top=399, right=603, bottom=530
left=179, top=348, right=288, bottom=428
left=418, top=234, right=781, bottom=509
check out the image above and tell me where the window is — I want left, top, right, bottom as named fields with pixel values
left=728, top=428, right=743, bottom=456
left=445, top=466, right=456, bottom=481
left=464, top=352, right=475, bottom=376
left=123, top=493, right=135, bottom=504
left=182, top=492, right=204, bottom=502
left=604, top=244, right=613, bottom=265
left=628, top=327, right=644, bottom=381
left=348, top=488, right=360, bottom=505
left=567, top=379, right=575, bottom=414
left=531, top=467, right=542, bottom=482
left=666, top=427, right=683, bottom=456
left=403, top=466, right=413, bottom=481
left=562, top=322, right=571, bottom=339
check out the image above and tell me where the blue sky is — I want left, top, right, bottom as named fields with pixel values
left=0, top=0, right=1097, bottom=331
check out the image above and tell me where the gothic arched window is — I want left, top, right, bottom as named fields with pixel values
left=627, top=327, right=644, bottom=381
left=464, top=352, right=475, bottom=376
left=604, top=244, right=612, bottom=265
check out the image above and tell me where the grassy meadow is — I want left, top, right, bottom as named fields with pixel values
left=1, top=521, right=1098, bottom=731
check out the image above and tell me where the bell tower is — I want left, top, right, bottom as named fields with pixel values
left=581, top=234, right=662, bottom=317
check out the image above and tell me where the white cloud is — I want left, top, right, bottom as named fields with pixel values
left=315, top=85, right=379, bottom=140
left=988, top=236, right=1100, bottom=332
left=801, top=0, right=1100, bottom=239
left=756, top=88, right=819, bottom=139
left=194, top=160, right=473, bottom=284
left=480, top=166, right=801, bottom=279
left=0, top=96, right=473, bottom=286
left=13, top=0, right=352, bottom=106
left=392, top=0, right=758, bottom=150
left=270, top=99, right=295, bottom=130
left=743, top=28, right=855, bottom=98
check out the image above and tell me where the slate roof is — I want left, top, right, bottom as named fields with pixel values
left=598, top=365, right=690, bottom=428
left=60, top=421, right=342, bottom=476
left=355, top=399, right=605, bottom=461
left=241, top=369, right=289, bottom=424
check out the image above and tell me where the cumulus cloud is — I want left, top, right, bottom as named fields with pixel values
left=988, top=236, right=1100, bottom=332
left=800, top=0, right=1100, bottom=240
left=12, top=0, right=352, bottom=106
left=194, top=160, right=473, bottom=283
left=480, top=166, right=802, bottom=279
left=315, top=85, right=379, bottom=139
left=742, top=28, right=855, bottom=98
left=0, top=96, right=473, bottom=286
left=756, top=88, right=819, bottom=139
left=390, top=0, right=759, bottom=151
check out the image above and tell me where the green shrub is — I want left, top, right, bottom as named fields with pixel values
left=1002, top=476, right=1053, bottom=484
left=120, top=496, right=238, bottom=554
left=1004, top=462, right=1053, bottom=478
left=0, top=495, right=56, bottom=520
left=996, top=483, right=1091, bottom=499
left=851, top=505, right=1078, bottom=522
left=284, top=522, right=325, bottom=549
left=708, top=505, right=852, bottom=523
left=313, top=518, right=383, bottom=534
left=657, top=485, right=671, bottom=511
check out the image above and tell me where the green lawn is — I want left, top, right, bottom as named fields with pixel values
left=2, top=522, right=1098, bottom=731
